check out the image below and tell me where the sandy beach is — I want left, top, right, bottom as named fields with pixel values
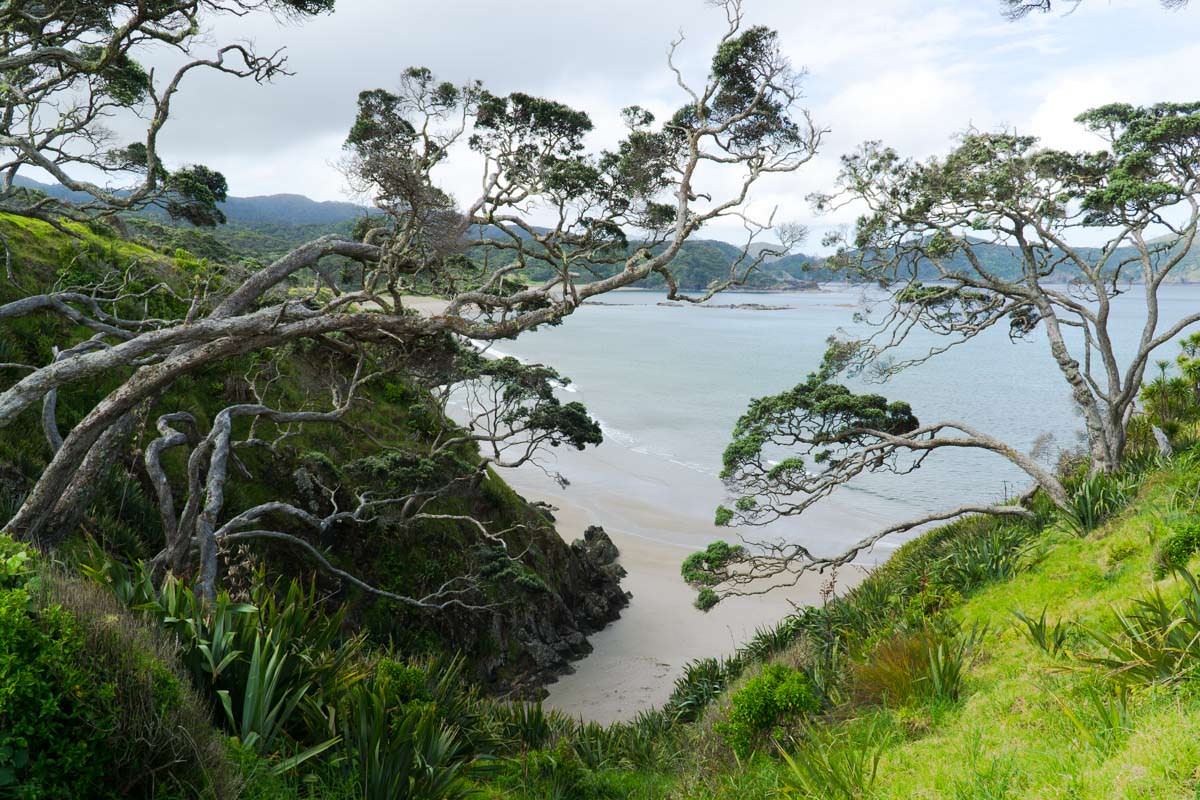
left=407, top=290, right=885, bottom=722
left=501, top=437, right=874, bottom=724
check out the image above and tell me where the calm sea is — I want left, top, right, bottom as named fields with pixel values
left=487, top=285, right=1200, bottom=560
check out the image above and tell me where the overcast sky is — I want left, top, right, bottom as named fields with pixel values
left=135, top=0, right=1200, bottom=245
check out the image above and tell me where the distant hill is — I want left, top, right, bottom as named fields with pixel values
left=780, top=237, right=1200, bottom=285
left=11, top=176, right=373, bottom=262
left=13, top=176, right=371, bottom=227
left=14, top=176, right=1200, bottom=284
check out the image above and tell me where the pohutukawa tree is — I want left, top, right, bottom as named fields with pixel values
left=1, top=0, right=821, bottom=604
left=691, top=102, right=1200, bottom=604
left=0, top=0, right=334, bottom=229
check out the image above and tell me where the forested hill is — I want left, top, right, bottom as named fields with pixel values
left=778, top=237, right=1200, bottom=284
left=14, top=176, right=369, bottom=226
left=14, top=176, right=370, bottom=263
left=20, top=176, right=1200, bottom=286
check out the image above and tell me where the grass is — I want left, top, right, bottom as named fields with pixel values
left=642, top=452, right=1200, bottom=800
left=858, top=466, right=1200, bottom=799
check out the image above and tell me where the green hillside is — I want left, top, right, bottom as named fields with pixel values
left=661, top=454, right=1200, bottom=799
left=0, top=213, right=625, bottom=696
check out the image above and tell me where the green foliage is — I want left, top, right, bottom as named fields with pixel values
left=0, top=537, right=233, bottom=797
left=1012, top=607, right=1072, bottom=657
left=721, top=372, right=919, bottom=480
left=459, top=356, right=603, bottom=451
left=715, top=664, right=819, bottom=758
left=947, top=733, right=1020, bottom=800
left=681, top=540, right=746, bottom=590
left=376, top=659, right=431, bottom=705
left=0, top=582, right=108, bottom=797
left=217, top=628, right=338, bottom=770
left=1047, top=682, right=1133, bottom=755
left=1153, top=518, right=1200, bottom=578
left=941, top=526, right=1031, bottom=590
left=695, top=587, right=719, bottom=612
left=1079, top=568, right=1200, bottom=684
left=851, top=623, right=986, bottom=707
left=0, top=536, right=36, bottom=591
left=85, top=556, right=365, bottom=772
left=1061, top=470, right=1137, bottom=535
left=343, top=683, right=476, bottom=800
left=778, top=720, right=889, bottom=800
left=666, top=657, right=732, bottom=724
left=490, top=700, right=556, bottom=752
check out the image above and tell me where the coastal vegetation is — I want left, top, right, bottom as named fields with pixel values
left=693, top=100, right=1200, bottom=605
left=9, top=409, right=1200, bottom=797
left=3, top=0, right=1200, bottom=798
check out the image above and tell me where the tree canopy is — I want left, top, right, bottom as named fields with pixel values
left=0, top=0, right=334, bottom=227
left=686, top=101, right=1200, bottom=607
left=1, top=0, right=819, bottom=609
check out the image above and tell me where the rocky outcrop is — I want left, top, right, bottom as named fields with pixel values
left=476, top=524, right=630, bottom=698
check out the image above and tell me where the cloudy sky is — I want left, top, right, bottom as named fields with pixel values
left=137, top=0, right=1200, bottom=245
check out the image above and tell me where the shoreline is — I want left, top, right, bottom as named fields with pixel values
left=408, top=289, right=892, bottom=722
left=501, top=443, right=873, bottom=725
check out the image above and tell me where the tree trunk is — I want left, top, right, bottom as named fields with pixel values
left=40, top=410, right=142, bottom=542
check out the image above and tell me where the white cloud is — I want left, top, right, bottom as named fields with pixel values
left=1026, top=43, right=1200, bottom=151
left=103, top=0, right=1200, bottom=245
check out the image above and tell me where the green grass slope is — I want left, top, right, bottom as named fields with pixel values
left=653, top=454, right=1200, bottom=799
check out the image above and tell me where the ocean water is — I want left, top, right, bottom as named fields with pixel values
left=487, top=285, right=1200, bottom=560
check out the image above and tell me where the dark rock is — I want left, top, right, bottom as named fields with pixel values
left=571, top=525, right=620, bottom=567
left=477, top=523, right=629, bottom=700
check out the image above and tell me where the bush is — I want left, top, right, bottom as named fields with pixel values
left=0, top=537, right=234, bottom=798
left=715, top=664, right=819, bottom=758
left=851, top=624, right=986, bottom=707
left=1080, top=568, right=1200, bottom=684
left=1152, top=519, right=1200, bottom=578
left=85, top=555, right=367, bottom=770
left=1062, top=471, right=1136, bottom=535
left=0, top=586, right=109, bottom=797
left=343, top=683, right=476, bottom=800
left=940, top=526, right=1030, bottom=591
left=376, top=659, right=432, bottom=706
left=779, top=720, right=889, bottom=800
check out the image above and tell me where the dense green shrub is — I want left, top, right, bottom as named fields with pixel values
left=1152, top=519, right=1200, bottom=578
left=343, top=683, right=476, bottom=800
left=84, top=554, right=373, bottom=779
left=666, top=656, right=734, bottom=723
left=681, top=540, right=746, bottom=587
left=715, top=664, right=819, bottom=758
left=779, top=720, right=889, bottom=800
left=0, top=537, right=234, bottom=798
left=1062, top=471, right=1137, bottom=535
left=1080, top=568, right=1200, bottom=684
left=376, top=658, right=432, bottom=705
left=0, top=587, right=109, bottom=797
left=940, top=526, right=1031, bottom=590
